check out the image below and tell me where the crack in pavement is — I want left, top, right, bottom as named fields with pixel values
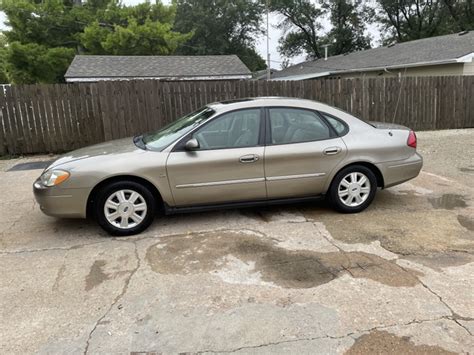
left=196, top=316, right=463, bottom=354
left=0, top=234, right=154, bottom=255
left=0, top=227, right=266, bottom=260
left=0, top=240, right=111, bottom=255
left=317, top=221, right=474, bottom=338
left=316, top=220, right=473, bottom=336
left=0, top=228, right=261, bottom=255
left=83, top=240, right=141, bottom=354
left=396, top=263, right=473, bottom=336
left=316, top=222, right=378, bottom=276
left=52, top=250, right=69, bottom=292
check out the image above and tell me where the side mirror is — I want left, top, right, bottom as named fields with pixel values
left=185, top=138, right=200, bottom=151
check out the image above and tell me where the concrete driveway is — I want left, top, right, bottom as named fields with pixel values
left=1, top=129, right=473, bottom=354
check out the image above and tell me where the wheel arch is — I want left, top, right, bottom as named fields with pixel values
left=328, top=161, right=385, bottom=190
left=86, top=175, right=164, bottom=218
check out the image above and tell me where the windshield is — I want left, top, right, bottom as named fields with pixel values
left=142, top=107, right=215, bottom=151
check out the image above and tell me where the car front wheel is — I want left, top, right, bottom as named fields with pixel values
left=95, top=181, right=156, bottom=236
left=329, top=165, right=377, bottom=213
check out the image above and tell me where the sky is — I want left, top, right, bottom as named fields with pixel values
left=0, top=0, right=381, bottom=69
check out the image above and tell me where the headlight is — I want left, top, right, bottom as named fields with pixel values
left=40, top=170, right=70, bottom=187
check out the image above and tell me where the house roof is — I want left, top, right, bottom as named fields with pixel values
left=273, top=31, right=474, bottom=80
left=65, top=55, right=252, bottom=79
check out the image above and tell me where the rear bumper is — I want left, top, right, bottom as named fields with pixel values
left=376, top=153, right=423, bottom=188
left=33, top=180, right=89, bottom=218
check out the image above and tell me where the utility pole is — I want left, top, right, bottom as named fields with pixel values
left=266, top=0, right=271, bottom=80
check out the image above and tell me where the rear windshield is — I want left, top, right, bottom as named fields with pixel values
left=330, top=107, right=376, bottom=128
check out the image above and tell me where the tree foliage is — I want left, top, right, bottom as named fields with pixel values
left=0, top=33, right=8, bottom=83
left=269, top=0, right=324, bottom=59
left=1, top=0, right=470, bottom=83
left=375, top=0, right=474, bottom=43
left=272, top=0, right=472, bottom=60
left=80, top=1, right=192, bottom=55
left=270, top=0, right=371, bottom=59
left=375, top=0, right=446, bottom=43
left=441, top=0, right=474, bottom=32
left=321, top=0, right=371, bottom=56
left=173, top=0, right=266, bottom=71
left=4, top=42, right=75, bottom=84
left=0, top=0, right=192, bottom=83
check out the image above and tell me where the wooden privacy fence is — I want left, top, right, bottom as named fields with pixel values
left=0, top=76, right=473, bottom=156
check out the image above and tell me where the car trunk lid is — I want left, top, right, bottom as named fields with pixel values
left=369, top=121, right=410, bottom=130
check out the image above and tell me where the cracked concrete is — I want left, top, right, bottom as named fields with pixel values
left=83, top=240, right=140, bottom=355
left=1, top=129, right=474, bottom=354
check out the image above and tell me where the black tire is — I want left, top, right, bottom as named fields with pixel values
left=328, top=165, right=377, bottom=213
left=95, top=180, right=156, bottom=236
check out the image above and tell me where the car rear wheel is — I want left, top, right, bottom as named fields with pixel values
left=95, top=181, right=156, bottom=236
left=329, top=165, right=377, bottom=213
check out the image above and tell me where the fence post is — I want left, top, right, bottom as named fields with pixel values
left=0, top=88, right=7, bottom=156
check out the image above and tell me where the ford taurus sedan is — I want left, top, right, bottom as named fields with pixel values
left=34, top=97, right=423, bottom=236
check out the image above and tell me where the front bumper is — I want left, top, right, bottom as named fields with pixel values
left=33, top=180, right=90, bottom=218
left=376, top=153, right=423, bottom=188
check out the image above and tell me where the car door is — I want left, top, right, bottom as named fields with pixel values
left=166, top=108, right=266, bottom=206
left=264, top=107, right=347, bottom=199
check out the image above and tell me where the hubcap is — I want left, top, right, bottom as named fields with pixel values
left=338, top=172, right=371, bottom=207
left=104, top=189, right=147, bottom=229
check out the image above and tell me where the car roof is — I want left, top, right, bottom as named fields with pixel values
left=205, top=96, right=372, bottom=131
left=208, top=96, right=319, bottom=109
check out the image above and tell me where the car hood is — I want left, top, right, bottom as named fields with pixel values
left=47, top=137, right=139, bottom=170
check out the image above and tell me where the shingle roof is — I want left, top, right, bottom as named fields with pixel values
left=273, top=31, right=474, bottom=79
left=65, top=55, right=252, bottom=79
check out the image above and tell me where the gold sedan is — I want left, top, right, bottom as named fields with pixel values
left=34, top=97, right=422, bottom=235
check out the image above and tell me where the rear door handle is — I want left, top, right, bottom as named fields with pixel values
left=239, top=154, right=259, bottom=163
left=323, top=147, right=342, bottom=155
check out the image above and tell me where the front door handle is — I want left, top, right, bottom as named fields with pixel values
left=323, top=147, right=342, bottom=155
left=239, top=154, right=259, bottom=163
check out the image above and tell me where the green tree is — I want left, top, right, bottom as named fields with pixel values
left=173, top=0, right=266, bottom=71
left=269, top=0, right=325, bottom=59
left=0, top=0, right=192, bottom=83
left=80, top=1, right=192, bottom=55
left=4, top=42, right=75, bottom=84
left=0, top=33, right=8, bottom=83
left=441, top=0, right=474, bottom=32
left=271, top=0, right=372, bottom=59
left=375, top=0, right=452, bottom=43
left=321, top=0, right=371, bottom=56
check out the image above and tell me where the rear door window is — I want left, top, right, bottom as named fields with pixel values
left=268, top=108, right=332, bottom=144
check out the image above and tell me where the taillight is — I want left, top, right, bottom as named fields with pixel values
left=407, top=130, right=417, bottom=148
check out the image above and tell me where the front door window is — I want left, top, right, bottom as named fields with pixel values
left=193, top=109, right=261, bottom=150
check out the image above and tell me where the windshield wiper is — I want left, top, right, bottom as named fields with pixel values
left=133, top=135, right=147, bottom=150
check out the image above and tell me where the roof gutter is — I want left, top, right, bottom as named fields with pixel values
left=271, top=53, right=473, bottom=81
left=271, top=71, right=331, bottom=81
left=65, top=74, right=252, bottom=82
left=337, top=58, right=462, bottom=74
